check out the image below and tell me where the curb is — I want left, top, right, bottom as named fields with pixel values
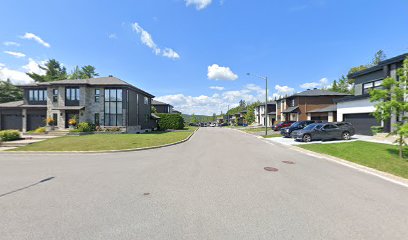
left=0, top=128, right=199, bottom=155
left=291, top=145, right=408, bottom=188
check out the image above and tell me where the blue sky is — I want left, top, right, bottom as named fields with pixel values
left=1, top=0, right=408, bottom=115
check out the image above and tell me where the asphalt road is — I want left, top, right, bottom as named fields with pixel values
left=1, top=127, right=408, bottom=240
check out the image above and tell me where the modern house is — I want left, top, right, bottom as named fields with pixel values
left=152, top=100, right=174, bottom=113
left=0, top=76, right=157, bottom=133
left=254, top=101, right=276, bottom=126
left=276, top=89, right=349, bottom=123
left=336, top=53, right=408, bottom=135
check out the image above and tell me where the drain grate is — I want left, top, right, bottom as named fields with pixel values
left=143, top=193, right=150, bottom=196
left=282, top=161, right=295, bottom=164
left=264, top=167, right=278, bottom=172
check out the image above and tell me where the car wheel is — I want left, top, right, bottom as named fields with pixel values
left=342, top=131, right=351, bottom=140
left=302, top=134, right=312, bottom=143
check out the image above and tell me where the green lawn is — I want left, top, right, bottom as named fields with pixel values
left=12, top=127, right=197, bottom=152
left=299, top=141, right=408, bottom=179
left=243, top=127, right=269, bottom=133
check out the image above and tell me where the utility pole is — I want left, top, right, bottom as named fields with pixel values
left=227, top=105, right=230, bottom=125
left=247, top=73, right=269, bottom=136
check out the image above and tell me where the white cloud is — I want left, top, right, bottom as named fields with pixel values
left=4, top=51, right=26, bottom=58
left=22, top=58, right=46, bottom=75
left=209, top=86, right=224, bottom=91
left=0, top=63, right=5, bottom=67
left=300, top=77, right=330, bottom=89
left=131, top=22, right=180, bottom=59
left=0, top=64, right=33, bottom=85
left=162, top=48, right=180, bottom=59
left=21, top=32, right=50, bottom=48
left=3, top=41, right=20, bottom=47
left=156, top=83, right=266, bottom=115
left=207, top=64, right=238, bottom=81
left=108, top=33, right=117, bottom=39
left=272, top=85, right=295, bottom=98
left=185, top=0, right=212, bottom=10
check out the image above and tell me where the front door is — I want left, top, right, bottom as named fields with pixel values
left=65, top=111, right=79, bottom=128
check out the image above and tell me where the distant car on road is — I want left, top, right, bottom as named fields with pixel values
left=272, top=121, right=295, bottom=131
left=280, top=120, right=315, bottom=137
left=291, top=122, right=355, bottom=142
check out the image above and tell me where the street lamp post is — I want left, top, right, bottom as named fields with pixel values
left=247, top=73, right=268, bottom=136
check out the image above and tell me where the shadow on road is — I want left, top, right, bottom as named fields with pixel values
left=0, top=177, right=55, bottom=198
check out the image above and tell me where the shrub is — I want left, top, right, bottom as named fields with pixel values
left=34, top=127, right=46, bottom=133
left=77, top=122, right=93, bottom=132
left=157, top=113, right=185, bottom=130
left=46, top=117, right=54, bottom=126
left=371, top=126, right=384, bottom=135
left=0, top=130, right=21, bottom=141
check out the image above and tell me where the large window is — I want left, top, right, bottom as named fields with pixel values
left=65, top=87, right=80, bottom=101
left=28, top=89, right=47, bottom=102
left=104, top=89, right=123, bottom=126
left=363, top=79, right=383, bottom=94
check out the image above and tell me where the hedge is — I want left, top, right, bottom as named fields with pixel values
left=157, top=113, right=185, bottom=130
left=0, top=130, right=21, bottom=141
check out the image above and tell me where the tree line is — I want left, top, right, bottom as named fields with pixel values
left=0, top=59, right=99, bottom=103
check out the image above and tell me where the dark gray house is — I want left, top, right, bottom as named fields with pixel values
left=336, top=53, right=408, bottom=135
left=152, top=100, right=174, bottom=113
left=0, top=77, right=157, bottom=133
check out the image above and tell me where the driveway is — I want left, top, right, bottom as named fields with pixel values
left=1, top=128, right=408, bottom=240
left=264, top=134, right=381, bottom=146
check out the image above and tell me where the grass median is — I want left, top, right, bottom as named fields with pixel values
left=12, top=127, right=197, bottom=152
left=299, top=141, right=408, bottom=179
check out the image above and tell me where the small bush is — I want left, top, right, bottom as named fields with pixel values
left=371, top=126, right=384, bottom=135
left=77, top=122, right=93, bottom=132
left=157, top=113, right=185, bottom=130
left=34, top=127, right=46, bottom=133
left=0, top=130, right=21, bottom=141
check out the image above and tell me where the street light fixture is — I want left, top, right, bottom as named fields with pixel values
left=247, top=73, right=268, bottom=136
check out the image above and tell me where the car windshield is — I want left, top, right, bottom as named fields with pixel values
left=291, top=122, right=301, bottom=127
left=303, top=123, right=323, bottom=130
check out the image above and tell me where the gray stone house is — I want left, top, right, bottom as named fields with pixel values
left=0, top=76, right=157, bottom=133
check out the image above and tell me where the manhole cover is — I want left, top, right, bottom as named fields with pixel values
left=264, top=167, right=278, bottom=172
left=282, top=161, right=295, bottom=164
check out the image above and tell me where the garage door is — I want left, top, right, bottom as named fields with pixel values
left=1, top=114, right=22, bottom=130
left=343, top=113, right=378, bottom=135
left=27, top=114, right=46, bottom=131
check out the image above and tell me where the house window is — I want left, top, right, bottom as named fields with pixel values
left=65, top=87, right=80, bottom=101
left=94, top=113, right=100, bottom=126
left=95, top=89, right=100, bottom=102
left=28, top=89, right=47, bottom=101
left=104, top=88, right=123, bottom=126
left=52, top=89, right=58, bottom=103
left=363, top=79, right=383, bottom=94
left=144, top=96, right=149, bottom=105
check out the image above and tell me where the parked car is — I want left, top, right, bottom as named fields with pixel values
left=280, top=120, right=315, bottom=137
left=210, top=123, right=216, bottom=127
left=272, top=121, right=295, bottom=131
left=291, top=122, right=355, bottom=142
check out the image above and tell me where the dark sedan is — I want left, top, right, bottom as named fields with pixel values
left=291, top=122, right=355, bottom=142
left=280, top=120, right=315, bottom=137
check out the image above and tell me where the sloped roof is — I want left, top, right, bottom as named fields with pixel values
left=0, top=100, right=24, bottom=108
left=152, top=99, right=172, bottom=106
left=292, top=89, right=350, bottom=97
left=307, top=105, right=337, bottom=113
left=282, top=106, right=299, bottom=113
left=348, top=53, right=408, bottom=78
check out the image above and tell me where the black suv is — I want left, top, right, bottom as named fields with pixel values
left=291, top=122, right=355, bottom=142
left=280, top=120, right=315, bottom=137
